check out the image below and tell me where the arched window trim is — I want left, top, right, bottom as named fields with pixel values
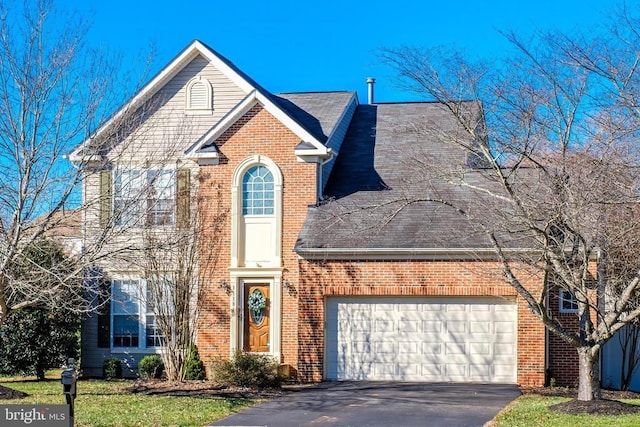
left=185, top=76, right=213, bottom=114
left=231, top=155, right=283, bottom=269
left=242, top=165, right=275, bottom=216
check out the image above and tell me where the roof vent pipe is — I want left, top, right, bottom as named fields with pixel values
left=366, top=77, right=375, bottom=104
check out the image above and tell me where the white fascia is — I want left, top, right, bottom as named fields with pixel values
left=185, top=90, right=330, bottom=162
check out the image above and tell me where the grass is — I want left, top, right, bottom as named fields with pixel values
left=492, top=395, right=640, bottom=427
left=0, top=372, right=257, bottom=427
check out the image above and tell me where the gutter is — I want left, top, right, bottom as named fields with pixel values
left=294, top=247, right=540, bottom=260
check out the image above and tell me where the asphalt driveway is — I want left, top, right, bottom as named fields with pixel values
left=211, top=381, right=521, bottom=427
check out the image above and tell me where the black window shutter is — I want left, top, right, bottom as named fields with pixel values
left=99, top=170, right=113, bottom=227
left=97, top=280, right=111, bottom=348
left=176, top=168, right=190, bottom=227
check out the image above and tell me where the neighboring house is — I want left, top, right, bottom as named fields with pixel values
left=40, top=209, right=83, bottom=256
left=70, top=39, right=605, bottom=387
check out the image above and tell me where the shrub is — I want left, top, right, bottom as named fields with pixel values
left=0, top=240, right=81, bottom=380
left=184, top=344, right=206, bottom=381
left=138, top=355, right=164, bottom=380
left=103, top=358, right=122, bottom=379
left=211, top=351, right=283, bottom=388
left=0, top=305, right=80, bottom=380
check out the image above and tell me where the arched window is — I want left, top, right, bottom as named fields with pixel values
left=185, top=76, right=212, bottom=112
left=242, top=165, right=274, bottom=215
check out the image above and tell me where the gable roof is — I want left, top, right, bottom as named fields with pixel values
left=294, top=102, right=531, bottom=258
left=186, top=91, right=357, bottom=162
left=70, top=40, right=347, bottom=163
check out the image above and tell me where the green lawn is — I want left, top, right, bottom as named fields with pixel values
left=0, top=376, right=256, bottom=427
left=492, top=395, right=640, bottom=427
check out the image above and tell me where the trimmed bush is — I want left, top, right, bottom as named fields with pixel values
left=103, top=358, right=122, bottom=379
left=0, top=305, right=79, bottom=380
left=211, top=351, right=283, bottom=388
left=184, top=344, right=206, bottom=380
left=138, top=355, right=164, bottom=380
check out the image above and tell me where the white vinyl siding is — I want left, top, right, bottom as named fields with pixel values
left=325, top=297, right=518, bottom=383
left=105, top=55, right=246, bottom=162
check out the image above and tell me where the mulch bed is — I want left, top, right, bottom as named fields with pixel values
left=0, top=385, right=28, bottom=400
left=522, top=386, right=640, bottom=416
left=549, top=398, right=640, bottom=415
left=123, top=379, right=292, bottom=399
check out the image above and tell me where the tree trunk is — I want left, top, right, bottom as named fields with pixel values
left=577, top=346, right=601, bottom=401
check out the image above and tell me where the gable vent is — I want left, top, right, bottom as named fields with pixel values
left=186, top=76, right=213, bottom=113
left=189, top=81, right=208, bottom=108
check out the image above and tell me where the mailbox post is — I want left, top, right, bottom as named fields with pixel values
left=61, top=358, right=77, bottom=427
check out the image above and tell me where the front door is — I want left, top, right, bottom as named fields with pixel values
left=243, top=283, right=270, bottom=352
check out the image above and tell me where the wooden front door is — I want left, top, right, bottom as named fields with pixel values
left=243, top=283, right=270, bottom=352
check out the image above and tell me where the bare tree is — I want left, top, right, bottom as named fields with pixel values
left=378, top=5, right=640, bottom=401
left=0, top=0, right=153, bottom=326
left=139, top=185, right=226, bottom=381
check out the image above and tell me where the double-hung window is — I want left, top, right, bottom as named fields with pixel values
left=114, top=167, right=176, bottom=227
left=112, top=279, right=141, bottom=347
left=147, top=168, right=175, bottom=226
left=112, top=278, right=165, bottom=349
left=559, top=289, right=579, bottom=313
left=114, top=169, right=145, bottom=227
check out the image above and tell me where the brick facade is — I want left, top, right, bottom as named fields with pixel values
left=196, top=104, right=315, bottom=372
left=296, top=259, right=546, bottom=386
left=547, top=286, right=580, bottom=386
left=195, top=103, right=549, bottom=387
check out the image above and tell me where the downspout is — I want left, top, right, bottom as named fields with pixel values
left=545, top=270, right=550, bottom=386
left=316, top=148, right=335, bottom=200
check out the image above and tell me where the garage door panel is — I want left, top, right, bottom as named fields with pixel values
left=470, top=364, right=491, bottom=377
left=422, top=342, right=443, bottom=355
left=398, top=341, right=419, bottom=354
left=494, top=343, right=516, bottom=355
left=374, top=342, right=397, bottom=354
left=495, top=322, right=515, bottom=333
left=422, top=321, right=443, bottom=332
left=470, top=342, right=491, bottom=355
left=470, top=322, right=491, bottom=333
left=326, top=297, right=517, bottom=383
left=374, top=303, right=395, bottom=312
left=399, top=319, right=420, bottom=332
left=446, top=321, right=467, bottom=333
left=374, top=319, right=394, bottom=332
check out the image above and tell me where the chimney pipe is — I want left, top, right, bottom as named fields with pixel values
left=366, top=77, right=375, bottom=104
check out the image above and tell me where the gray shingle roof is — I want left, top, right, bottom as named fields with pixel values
left=273, top=92, right=356, bottom=144
left=295, top=102, right=527, bottom=252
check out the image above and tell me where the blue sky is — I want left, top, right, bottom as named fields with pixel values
left=70, top=0, right=613, bottom=103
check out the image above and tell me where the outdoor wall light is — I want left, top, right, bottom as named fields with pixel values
left=282, top=279, right=296, bottom=296
left=219, top=279, right=232, bottom=294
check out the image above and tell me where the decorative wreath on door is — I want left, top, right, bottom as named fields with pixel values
left=248, top=289, right=267, bottom=312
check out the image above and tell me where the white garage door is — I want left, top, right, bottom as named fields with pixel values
left=325, top=297, right=517, bottom=383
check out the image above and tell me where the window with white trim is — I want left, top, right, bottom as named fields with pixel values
left=559, top=289, right=578, bottom=313
left=242, top=165, right=275, bottom=215
left=146, top=168, right=175, bottom=226
left=111, top=279, right=166, bottom=349
left=114, top=167, right=175, bottom=227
